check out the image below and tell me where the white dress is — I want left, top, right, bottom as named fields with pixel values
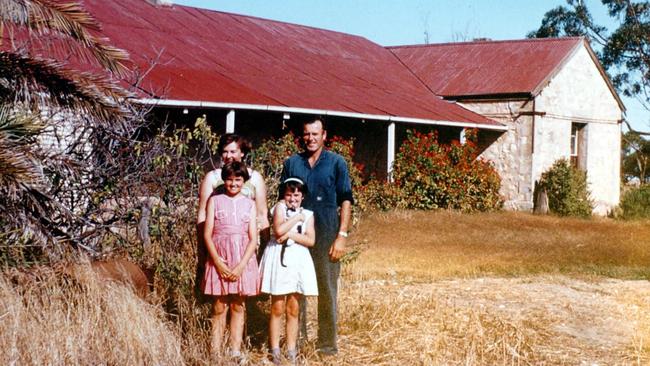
left=259, top=205, right=318, bottom=296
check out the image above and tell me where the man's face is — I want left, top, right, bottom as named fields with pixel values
left=302, top=121, right=327, bottom=154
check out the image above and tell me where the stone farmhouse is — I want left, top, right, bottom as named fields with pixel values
left=391, top=39, right=624, bottom=213
left=82, top=0, right=624, bottom=214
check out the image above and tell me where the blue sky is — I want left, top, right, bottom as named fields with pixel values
left=174, top=0, right=647, bottom=131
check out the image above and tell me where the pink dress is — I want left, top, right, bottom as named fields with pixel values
left=202, top=194, right=260, bottom=296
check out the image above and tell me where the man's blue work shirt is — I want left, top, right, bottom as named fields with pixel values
left=281, top=150, right=354, bottom=252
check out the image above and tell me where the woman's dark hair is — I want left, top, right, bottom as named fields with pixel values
left=221, top=161, right=250, bottom=182
left=217, top=133, right=252, bottom=156
left=280, top=177, right=308, bottom=196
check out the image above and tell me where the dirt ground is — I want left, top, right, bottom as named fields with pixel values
left=335, top=275, right=650, bottom=365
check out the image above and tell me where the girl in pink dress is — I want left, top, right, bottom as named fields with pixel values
left=202, top=161, right=259, bottom=359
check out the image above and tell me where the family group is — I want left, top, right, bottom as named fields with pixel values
left=195, top=118, right=354, bottom=364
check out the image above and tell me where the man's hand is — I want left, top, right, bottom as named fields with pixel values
left=328, top=235, right=347, bottom=262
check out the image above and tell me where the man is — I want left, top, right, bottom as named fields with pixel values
left=280, top=118, right=353, bottom=356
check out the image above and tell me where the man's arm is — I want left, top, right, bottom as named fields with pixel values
left=328, top=199, right=351, bottom=262
left=329, top=155, right=354, bottom=262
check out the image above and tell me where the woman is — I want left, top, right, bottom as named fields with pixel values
left=197, top=134, right=270, bottom=262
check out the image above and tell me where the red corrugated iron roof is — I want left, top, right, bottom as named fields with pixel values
left=389, top=38, right=584, bottom=98
left=80, top=0, right=500, bottom=126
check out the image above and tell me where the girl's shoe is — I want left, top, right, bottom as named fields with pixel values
left=287, top=349, right=298, bottom=364
left=270, top=348, right=282, bottom=365
left=230, top=350, right=247, bottom=365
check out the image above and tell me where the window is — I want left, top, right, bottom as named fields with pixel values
left=570, top=123, right=586, bottom=169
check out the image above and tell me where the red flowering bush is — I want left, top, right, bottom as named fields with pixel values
left=327, top=135, right=365, bottom=193
left=362, top=129, right=502, bottom=212
left=252, top=129, right=500, bottom=214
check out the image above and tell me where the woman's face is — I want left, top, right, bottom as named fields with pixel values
left=221, top=142, right=245, bottom=164
left=224, top=175, right=245, bottom=196
left=284, top=188, right=304, bottom=210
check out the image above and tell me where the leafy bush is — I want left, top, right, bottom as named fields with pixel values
left=537, top=159, right=592, bottom=218
left=249, top=133, right=301, bottom=203
left=619, top=184, right=650, bottom=220
left=359, top=129, right=502, bottom=212
left=355, top=178, right=405, bottom=212
left=251, top=132, right=365, bottom=226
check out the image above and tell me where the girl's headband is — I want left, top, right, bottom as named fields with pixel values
left=283, top=177, right=304, bottom=185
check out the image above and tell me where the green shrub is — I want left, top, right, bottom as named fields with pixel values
left=355, top=177, right=406, bottom=212
left=537, top=159, right=592, bottom=218
left=360, top=129, right=502, bottom=212
left=619, top=184, right=650, bottom=220
left=250, top=132, right=365, bottom=226
left=249, top=133, right=301, bottom=203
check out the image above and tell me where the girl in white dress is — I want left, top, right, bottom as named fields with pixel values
left=259, top=177, right=317, bottom=364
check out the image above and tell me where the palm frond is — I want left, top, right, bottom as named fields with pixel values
left=0, top=106, right=43, bottom=139
left=0, top=51, right=132, bottom=122
left=1, top=0, right=130, bottom=76
left=0, top=107, right=43, bottom=197
left=0, top=146, right=41, bottom=193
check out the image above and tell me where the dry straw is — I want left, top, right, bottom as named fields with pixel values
left=0, top=266, right=182, bottom=365
left=1, top=211, right=649, bottom=365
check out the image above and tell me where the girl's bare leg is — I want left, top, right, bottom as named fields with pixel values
left=286, top=293, right=301, bottom=352
left=269, top=295, right=286, bottom=349
left=211, top=296, right=229, bottom=355
left=229, top=295, right=246, bottom=353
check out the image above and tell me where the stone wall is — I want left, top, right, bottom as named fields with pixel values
left=459, top=99, right=534, bottom=210
left=459, top=44, right=622, bottom=214
left=534, top=45, right=622, bottom=215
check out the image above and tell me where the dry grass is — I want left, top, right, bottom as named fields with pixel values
left=2, top=211, right=650, bottom=365
left=352, top=210, right=650, bottom=282
left=0, top=266, right=183, bottom=365
left=331, top=210, right=650, bottom=365
left=332, top=276, right=650, bottom=365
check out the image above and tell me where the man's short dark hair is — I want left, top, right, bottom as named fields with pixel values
left=303, top=117, right=327, bottom=131
left=221, top=161, right=250, bottom=182
left=217, top=133, right=252, bottom=156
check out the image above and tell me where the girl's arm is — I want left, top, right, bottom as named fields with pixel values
left=232, top=203, right=258, bottom=277
left=204, top=197, right=234, bottom=279
left=272, top=202, right=305, bottom=238
left=286, top=215, right=315, bottom=247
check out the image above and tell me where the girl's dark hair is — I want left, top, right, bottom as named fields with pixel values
left=280, top=177, right=308, bottom=196
left=221, top=161, right=250, bottom=181
left=217, top=133, right=252, bottom=156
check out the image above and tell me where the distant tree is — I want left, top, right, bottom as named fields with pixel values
left=622, top=130, right=650, bottom=182
left=528, top=0, right=650, bottom=135
left=530, top=0, right=650, bottom=185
